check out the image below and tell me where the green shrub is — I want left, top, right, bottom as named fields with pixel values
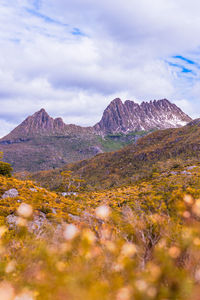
left=0, top=161, right=13, bottom=177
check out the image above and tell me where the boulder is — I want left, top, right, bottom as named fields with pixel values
left=2, top=188, right=18, bottom=199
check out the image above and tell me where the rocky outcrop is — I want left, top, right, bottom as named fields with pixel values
left=94, top=98, right=192, bottom=134
left=2, top=189, right=19, bottom=199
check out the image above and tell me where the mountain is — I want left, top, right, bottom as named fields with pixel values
left=2, top=108, right=94, bottom=140
left=2, top=99, right=191, bottom=141
left=0, top=109, right=139, bottom=172
left=0, top=98, right=192, bottom=172
left=94, top=98, right=192, bottom=133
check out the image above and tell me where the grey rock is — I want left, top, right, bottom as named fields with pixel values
left=186, top=166, right=197, bottom=170
left=6, top=214, right=18, bottom=228
left=2, top=188, right=18, bottom=199
left=28, top=212, right=49, bottom=235
left=6, top=212, right=50, bottom=237
left=181, top=171, right=191, bottom=175
left=62, top=192, right=77, bottom=196
left=29, top=188, right=37, bottom=192
left=62, top=192, right=68, bottom=197
left=52, top=208, right=57, bottom=214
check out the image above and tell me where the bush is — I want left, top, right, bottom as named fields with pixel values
left=0, top=161, right=13, bottom=177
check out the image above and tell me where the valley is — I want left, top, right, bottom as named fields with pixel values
left=0, top=97, right=199, bottom=299
left=0, top=145, right=200, bottom=299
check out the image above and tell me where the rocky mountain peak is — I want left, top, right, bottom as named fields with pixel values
left=21, top=108, right=67, bottom=133
left=94, top=98, right=192, bottom=133
left=27, top=108, right=53, bottom=127
left=35, top=108, right=47, bottom=114
left=2, top=109, right=67, bottom=140
left=109, top=98, right=123, bottom=106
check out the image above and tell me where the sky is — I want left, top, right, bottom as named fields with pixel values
left=0, top=0, right=200, bottom=137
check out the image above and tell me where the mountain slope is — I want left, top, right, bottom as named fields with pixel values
left=50, top=118, right=200, bottom=188
left=94, top=98, right=192, bottom=133
left=3, top=155, right=200, bottom=299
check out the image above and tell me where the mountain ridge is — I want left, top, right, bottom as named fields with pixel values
left=1, top=98, right=192, bottom=141
left=0, top=97, right=192, bottom=172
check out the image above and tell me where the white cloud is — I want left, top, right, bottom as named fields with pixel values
left=0, top=0, right=199, bottom=137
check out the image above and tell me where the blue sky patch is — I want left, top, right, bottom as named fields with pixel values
left=167, top=62, right=194, bottom=74
left=26, top=8, right=68, bottom=27
left=182, top=67, right=193, bottom=73
left=173, top=55, right=195, bottom=65
left=71, top=28, right=85, bottom=36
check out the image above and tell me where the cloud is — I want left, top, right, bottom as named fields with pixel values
left=0, top=0, right=200, bottom=137
left=42, top=0, right=200, bottom=55
left=0, top=119, right=17, bottom=138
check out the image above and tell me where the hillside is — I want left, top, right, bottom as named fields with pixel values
left=67, top=118, right=200, bottom=187
left=1, top=158, right=200, bottom=299
left=0, top=98, right=191, bottom=172
left=28, top=118, right=200, bottom=190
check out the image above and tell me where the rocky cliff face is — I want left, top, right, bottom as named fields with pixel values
left=94, top=98, right=192, bottom=133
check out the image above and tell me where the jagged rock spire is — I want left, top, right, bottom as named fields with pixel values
left=94, top=98, right=192, bottom=133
